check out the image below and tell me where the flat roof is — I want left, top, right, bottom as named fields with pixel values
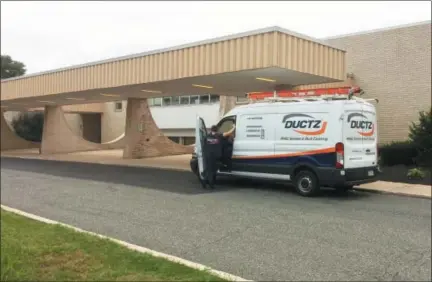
left=1, top=26, right=345, bottom=82
left=322, top=20, right=431, bottom=40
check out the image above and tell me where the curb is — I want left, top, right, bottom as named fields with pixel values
left=353, top=187, right=431, bottom=200
left=1, top=204, right=251, bottom=282
left=1, top=155, right=190, bottom=173
left=2, top=155, right=430, bottom=200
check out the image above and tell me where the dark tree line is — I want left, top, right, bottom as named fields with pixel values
left=1, top=54, right=44, bottom=142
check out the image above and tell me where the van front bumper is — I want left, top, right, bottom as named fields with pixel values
left=317, top=166, right=380, bottom=187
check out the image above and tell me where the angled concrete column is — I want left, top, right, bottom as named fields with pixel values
left=101, top=133, right=125, bottom=149
left=219, top=96, right=237, bottom=118
left=41, top=105, right=103, bottom=154
left=123, top=98, right=193, bottom=159
left=1, top=111, right=40, bottom=151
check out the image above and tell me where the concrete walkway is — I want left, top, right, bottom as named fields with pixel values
left=1, top=148, right=430, bottom=199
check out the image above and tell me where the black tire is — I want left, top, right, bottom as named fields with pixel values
left=190, top=158, right=198, bottom=176
left=294, top=170, right=320, bottom=197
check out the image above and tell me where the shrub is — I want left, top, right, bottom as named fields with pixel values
left=379, top=140, right=417, bottom=167
left=407, top=168, right=425, bottom=180
left=11, top=112, right=44, bottom=142
left=409, top=107, right=432, bottom=167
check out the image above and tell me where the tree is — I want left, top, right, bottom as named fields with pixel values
left=1, top=55, right=26, bottom=79
left=409, top=107, right=432, bottom=167
left=11, top=112, right=44, bottom=142
left=1, top=55, right=43, bottom=142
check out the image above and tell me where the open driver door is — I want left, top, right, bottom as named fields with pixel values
left=195, top=116, right=209, bottom=186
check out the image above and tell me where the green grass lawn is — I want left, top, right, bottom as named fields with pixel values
left=0, top=209, right=226, bottom=281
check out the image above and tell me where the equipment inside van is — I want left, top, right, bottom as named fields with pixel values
left=190, top=87, right=380, bottom=197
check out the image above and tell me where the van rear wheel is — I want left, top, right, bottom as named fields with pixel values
left=294, top=170, right=320, bottom=197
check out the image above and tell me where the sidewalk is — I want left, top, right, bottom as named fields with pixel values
left=2, top=149, right=430, bottom=199
left=355, top=181, right=430, bottom=198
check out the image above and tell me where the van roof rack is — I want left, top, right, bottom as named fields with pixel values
left=248, top=93, right=379, bottom=104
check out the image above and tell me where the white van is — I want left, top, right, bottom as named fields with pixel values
left=190, top=94, right=380, bottom=196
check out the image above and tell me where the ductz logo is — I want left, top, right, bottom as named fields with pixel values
left=282, top=114, right=327, bottom=135
left=347, top=113, right=374, bottom=136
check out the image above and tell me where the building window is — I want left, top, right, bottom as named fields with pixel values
left=114, top=102, right=123, bottom=112
left=199, top=94, right=210, bottom=104
left=148, top=94, right=219, bottom=107
left=210, top=94, right=219, bottom=103
left=153, top=97, right=162, bottom=106
left=183, top=136, right=196, bottom=145
left=180, top=96, right=190, bottom=105
left=236, top=94, right=249, bottom=103
left=172, top=96, right=180, bottom=105
left=168, top=136, right=181, bottom=144
left=190, top=96, right=199, bottom=105
left=162, top=97, right=172, bottom=106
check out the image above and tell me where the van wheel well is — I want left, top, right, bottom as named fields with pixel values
left=292, top=166, right=320, bottom=197
left=293, top=166, right=317, bottom=179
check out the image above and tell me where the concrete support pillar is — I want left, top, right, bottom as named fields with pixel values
left=41, top=105, right=104, bottom=154
left=1, top=111, right=40, bottom=151
left=218, top=96, right=237, bottom=118
left=123, top=98, right=193, bottom=159
left=40, top=105, right=125, bottom=154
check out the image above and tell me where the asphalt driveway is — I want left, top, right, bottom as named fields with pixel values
left=1, top=157, right=431, bottom=281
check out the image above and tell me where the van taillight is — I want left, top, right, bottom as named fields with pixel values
left=335, top=142, right=344, bottom=169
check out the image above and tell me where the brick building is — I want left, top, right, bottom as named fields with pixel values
left=99, top=21, right=429, bottom=145
left=4, top=21, right=431, bottom=146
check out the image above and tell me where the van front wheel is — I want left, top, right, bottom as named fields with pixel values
left=294, top=170, right=320, bottom=197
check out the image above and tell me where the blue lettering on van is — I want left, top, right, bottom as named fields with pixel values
left=282, top=114, right=322, bottom=129
left=285, top=120, right=322, bottom=129
left=347, top=112, right=373, bottom=130
left=350, top=120, right=373, bottom=130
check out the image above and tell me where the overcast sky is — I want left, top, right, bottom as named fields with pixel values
left=1, top=1, right=431, bottom=74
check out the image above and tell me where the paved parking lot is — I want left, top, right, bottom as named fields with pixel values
left=1, top=157, right=431, bottom=281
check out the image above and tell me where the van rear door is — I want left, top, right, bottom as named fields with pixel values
left=359, top=103, right=378, bottom=169
left=343, top=102, right=378, bottom=170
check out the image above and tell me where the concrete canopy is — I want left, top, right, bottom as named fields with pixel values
left=1, top=26, right=346, bottom=111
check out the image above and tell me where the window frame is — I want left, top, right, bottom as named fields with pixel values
left=153, top=97, right=162, bottom=106
left=114, top=101, right=123, bottom=112
left=210, top=94, right=219, bottom=103
left=183, top=136, right=196, bottom=145
left=190, top=95, right=199, bottom=105
left=172, top=96, right=180, bottom=105
left=216, top=115, right=236, bottom=134
left=162, top=97, right=172, bottom=106
left=180, top=96, right=190, bottom=105
left=236, top=94, right=249, bottom=104
left=199, top=94, right=210, bottom=104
